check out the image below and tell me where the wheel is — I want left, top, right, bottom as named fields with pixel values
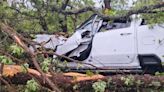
left=138, top=55, right=163, bottom=74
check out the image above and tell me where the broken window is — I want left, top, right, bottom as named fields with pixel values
left=101, top=18, right=131, bottom=31
left=77, top=14, right=103, bottom=34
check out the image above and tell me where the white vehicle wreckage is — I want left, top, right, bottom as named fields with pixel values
left=32, top=14, right=164, bottom=73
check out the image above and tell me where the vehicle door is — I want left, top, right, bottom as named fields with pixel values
left=89, top=18, right=137, bottom=65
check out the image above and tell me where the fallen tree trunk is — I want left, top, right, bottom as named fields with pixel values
left=1, top=65, right=105, bottom=89
left=1, top=65, right=164, bottom=92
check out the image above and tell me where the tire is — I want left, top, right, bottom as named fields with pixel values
left=138, top=55, right=163, bottom=74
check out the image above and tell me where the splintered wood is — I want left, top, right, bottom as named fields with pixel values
left=64, top=72, right=105, bottom=83
left=2, top=65, right=105, bottom=83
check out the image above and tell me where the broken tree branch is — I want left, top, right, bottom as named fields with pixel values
left=0, top=63, right=16, bottom=92
left=37, top=51, right=112, bottom=70
left=52, top=2, right=164, bottom=20
left=0, top=48, right=26, bottom=64
left=0, top=23, right=61, bottom=92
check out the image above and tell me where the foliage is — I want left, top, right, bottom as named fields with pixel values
left=121, top=75, right=135, bottom=86
left=0, top=55, right=13, bottom=64
left=155, top=72, right=164, bottom=76
left=134, top=0, right=164, bottom=24
left=0, top=0, right=94, bottom=34
left=25, top=79, right=39, bottom=92
left=86, top=70, right=94, bottom=76
left=9, top=44, right=24, bottom=56
left=41, top=58, right=52, bottom=72
left=52, top=59, right=69, bottom=72
left=111, top=0, right=129, bottom=10
left=104, top=0, right=164, bottom=25
left=21, top=63, right=29, bottom=73
left=92, top=80, right=107, bottom=92
left=0, top=0, right=164, bottom=91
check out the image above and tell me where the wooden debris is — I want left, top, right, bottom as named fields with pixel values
left=63, top=72, right=105, bottom=83
left=2, top=65, right=104, bottom=83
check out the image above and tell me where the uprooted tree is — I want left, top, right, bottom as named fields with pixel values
left=0, top=0, right=164, bottom=92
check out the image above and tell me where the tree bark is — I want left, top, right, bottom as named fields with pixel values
left=60, top=0, right=70, bottom=33
left=59, top=15, right=67, bottom=33
left=104, top=0, right=111, bottom=9
left=0, top=23, right=61, bottom=92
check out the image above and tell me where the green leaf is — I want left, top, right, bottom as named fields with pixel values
left=21, top=63, right=29, bottom=73
left=92, top=80, right=107, bottom=92
left=25, top=79, right=39, bottom=92
left=9, top=44, right=24, bottom=56
left=41, top=58, right=52, bottom=72
left=86, top=70, right=94, bottom=76
left=0, top=55, right=14, bottom=64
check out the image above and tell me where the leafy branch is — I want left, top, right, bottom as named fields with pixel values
left=52, top=2, right=164, bottom=20
left=0, top=23, right=61, bottom=92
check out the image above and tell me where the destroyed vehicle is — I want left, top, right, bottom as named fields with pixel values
left=33, top=14, right=164, bottom=73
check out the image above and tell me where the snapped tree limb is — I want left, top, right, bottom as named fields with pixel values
left=0, top=23, right=61, bottom=92
left=52, top=2, right=164, bottom=20
left=0, top=48, right=25, bottom=64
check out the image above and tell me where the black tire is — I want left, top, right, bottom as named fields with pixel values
left=138, top=55, right=163, bottom=74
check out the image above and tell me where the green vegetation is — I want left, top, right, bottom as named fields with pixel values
left=25, top=79, right=39, bottom=92
left=0, top=0, right=163, bottom=92
left=0, top=55, right=13, bottom=64
left=92, top=80, right=107, bottom=92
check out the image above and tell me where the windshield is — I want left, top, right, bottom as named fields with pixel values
left=77, top=14, right=97, bottom=29
left=77, top=14, right=103, bottom=33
